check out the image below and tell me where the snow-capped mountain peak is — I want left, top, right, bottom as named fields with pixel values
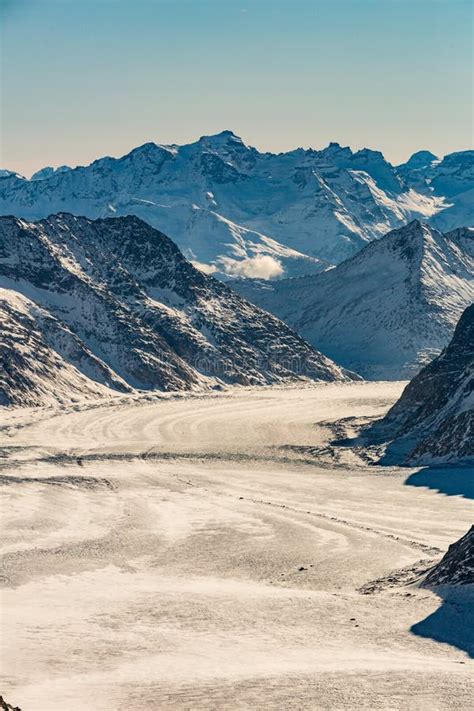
left=401, top=150, right=439, bottom=169
left=0, top=134, right=471, bottom=279
left=30, top=165, right=72, bottom=181
left=233, top=220, right=474, bottom=379
left=197, top=129, right=247, bottom=147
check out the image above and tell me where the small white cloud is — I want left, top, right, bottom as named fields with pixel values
left=220, top=255, right=284, bottom=280
left=191, top=260, right=218, bottom=275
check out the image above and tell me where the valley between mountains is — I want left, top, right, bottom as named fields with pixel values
left=1, top=382, right=473, bottom=709
left=0, top=134, right=472, bottom=711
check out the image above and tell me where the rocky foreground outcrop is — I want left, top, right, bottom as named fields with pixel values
left=378, top=302, right=474, bottom=463
left=0, top=695, right=21, bottom=711
left=423, top=527, right=474, bottom=587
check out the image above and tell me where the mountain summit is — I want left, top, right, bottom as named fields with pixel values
left=0, top=134, right=472, bottom=279
left=234, top=221, right=474, bottom=379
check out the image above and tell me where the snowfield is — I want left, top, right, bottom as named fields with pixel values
left=1, top=382, right=473, bottom=709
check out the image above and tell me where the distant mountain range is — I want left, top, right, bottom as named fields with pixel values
left=234, top=221, right=474, bottom=379
left=0, top=132, right=472, bottom=279
left=0, top=214, right=353, bottom=406
left=379, top=302, right=473, bottom=464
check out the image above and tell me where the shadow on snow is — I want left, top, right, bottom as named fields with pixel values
left=411, top=586, right=474, bottom=659
left=328, top=423, right=474, bottom=501
left=404, top=465, right=474, bottom=500
left=328, top=420, right=474, bottom=656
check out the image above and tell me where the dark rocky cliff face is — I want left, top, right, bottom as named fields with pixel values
left=379, top=303, right=474, bottom=463
left=423, top=527, right=474, bottom=586
left=0, top=694, right=21, bottom=711
left=0, top=214, right=352, bottom=406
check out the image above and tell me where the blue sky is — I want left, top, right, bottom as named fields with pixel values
left=1, top=0, right=472, bottom=175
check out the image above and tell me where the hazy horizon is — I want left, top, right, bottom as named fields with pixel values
left=2, top=128, right=473, bottom=179
left=1, top=0, right=472, bottom=176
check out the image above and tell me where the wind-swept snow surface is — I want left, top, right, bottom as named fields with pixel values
left=1, top=383, right=473, bottom=709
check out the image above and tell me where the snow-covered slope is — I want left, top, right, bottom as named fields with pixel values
left=399, top=150, right=474, bottom=233
left=0, top=214, right=352, bottom=406
left=0, top=288, right=127, bottom=407
left=429, top=151, right=474, bottom=198
left=423, top=527, right=474, bottom=587
left=0, top=170, right=24, bottom=180
left=430, top=187, right=474, bottom=234
left=1, top=132, right=471, bottom=278
left=140, top=203, right=329, bottom=279
left=398, top=150, right=474, bottom=196
left=380, top=303, right=474, bottom=464
left=234, top=222, right=474, bottom=379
